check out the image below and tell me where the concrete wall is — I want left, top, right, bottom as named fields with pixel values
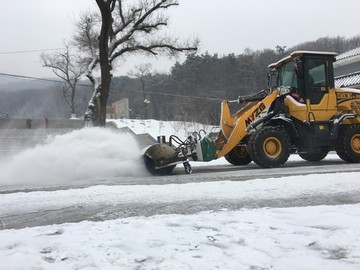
left=0, top=118, right=84, bottom=129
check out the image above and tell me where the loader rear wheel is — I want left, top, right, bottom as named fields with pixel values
left=336, top=125, right=360, bottom=163
left=298, top=150, right=328, bottom=162
left=225, top=145, right=252, bottom=166
left=247, top=126, right=290, bottom=168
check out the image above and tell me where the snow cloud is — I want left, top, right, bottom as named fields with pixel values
left=0, top=128, right=145, bottom=186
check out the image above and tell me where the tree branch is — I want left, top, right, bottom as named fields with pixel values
left=109, top=0, right=177, bottom=55
left=110, top=39, right=198, bottom=62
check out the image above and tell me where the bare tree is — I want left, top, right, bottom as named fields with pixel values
left=41, top=44, right=86, bottom=117
left=73, top=0, right=198, bottom=126
left=128, top=63, right=153, bottom=119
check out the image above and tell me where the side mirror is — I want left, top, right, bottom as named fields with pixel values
left=267, top=68, right=278, bottom=88
left=279, top=86, right=291, bottom=96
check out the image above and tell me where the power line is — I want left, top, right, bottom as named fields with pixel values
left=0, top=72, right=61, bottom=83
left=0, top=48, right=66, bottom=55
left=0, top=72, right=92, bottom=88
left=143, top=89, right=222, bottom=102
left=0, top=72, right=222, bottom=102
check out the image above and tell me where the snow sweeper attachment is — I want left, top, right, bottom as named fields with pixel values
left=143, top=51, right=360, bottom=175
left=143, top=132, right=217, bottom=175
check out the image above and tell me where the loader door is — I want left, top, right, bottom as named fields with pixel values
left=304, top=56, right=334, bottom=105
left=304, top=55, right=336, bottom=121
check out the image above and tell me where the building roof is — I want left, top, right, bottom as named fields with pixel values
left=336, top=47, right=360, bottom=61
left=335, top=71, right=360, bottom=88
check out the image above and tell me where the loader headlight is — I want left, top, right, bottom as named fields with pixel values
left=279, top=86, right=291, bottom=96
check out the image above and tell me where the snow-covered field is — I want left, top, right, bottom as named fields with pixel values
left=0, top=120, right=359, bottom=269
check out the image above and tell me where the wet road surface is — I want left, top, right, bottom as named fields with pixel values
left=1, top=158, right=360, bottom=230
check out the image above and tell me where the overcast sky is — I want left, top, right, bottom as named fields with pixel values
left=0, top=0, right=359, bottom=79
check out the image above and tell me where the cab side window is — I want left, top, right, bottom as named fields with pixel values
left=306, top=58, right=327, bottom=104
left=307, top=58, right=326, bottom=88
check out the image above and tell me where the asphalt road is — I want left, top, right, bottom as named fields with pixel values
left=1, top=157, right=359, bottom=193
left=1, top=158, right=360, bottom=230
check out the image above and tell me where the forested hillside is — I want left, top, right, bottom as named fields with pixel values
left=1, top=35, right=360, bottom=123
left=109, top=35, right=360, bottom=124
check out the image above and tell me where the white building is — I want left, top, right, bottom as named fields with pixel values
left=106, top=98, right=129, bottom=119
left=334, top=47, right=360, bottom=89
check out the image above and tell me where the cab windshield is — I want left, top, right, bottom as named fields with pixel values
left=277, top=61, right=298, bottom=88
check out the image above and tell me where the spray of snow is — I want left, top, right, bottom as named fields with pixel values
left=0, top=128, right=145, bottom=186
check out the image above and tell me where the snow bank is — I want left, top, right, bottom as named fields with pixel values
left=1, top=204, right=359, bottom=270
left=109, top=118, right=220, bottom=139
left=0, top=128, right=145, bottom=186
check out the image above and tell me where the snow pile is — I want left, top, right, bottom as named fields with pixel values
left=0, top=128, right=145, bottom=186
left=109, top=118, right=220, bottom=139
left=1, top=204, right=359, bottom=270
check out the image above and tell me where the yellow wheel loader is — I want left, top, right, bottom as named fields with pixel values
left=144, top=51, right=360, bottom=174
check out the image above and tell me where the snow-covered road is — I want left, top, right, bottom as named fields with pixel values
left=1, top=170, right=360, bottom=230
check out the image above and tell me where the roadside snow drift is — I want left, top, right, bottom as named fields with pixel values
left=0, top=128, right=145, bottom=186
left=1, top=204, right=359, bottom=270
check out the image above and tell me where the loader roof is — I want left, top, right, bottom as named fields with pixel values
left=268, top=51, right=338, bottom=69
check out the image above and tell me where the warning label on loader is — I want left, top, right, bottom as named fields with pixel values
left=336, top=92, right=360, bottom=104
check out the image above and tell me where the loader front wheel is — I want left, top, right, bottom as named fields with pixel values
left=247, top=126, right=290, bottom=168
left=336, top=124, right=360, bottom=163
left=225, top=145, right=252, bottom=165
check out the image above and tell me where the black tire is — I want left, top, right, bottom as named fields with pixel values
left=225, top=145, right=252, bottom=165
left=298, top=150, right=328, bottom=162
left=247, top=126, right=290, bottom=168
left=335, top=124, right=360, bottom=163
left=144, top=155, right=176, bottom=175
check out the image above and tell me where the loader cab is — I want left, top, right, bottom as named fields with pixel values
left=269, top=51, right=337, bottom=104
